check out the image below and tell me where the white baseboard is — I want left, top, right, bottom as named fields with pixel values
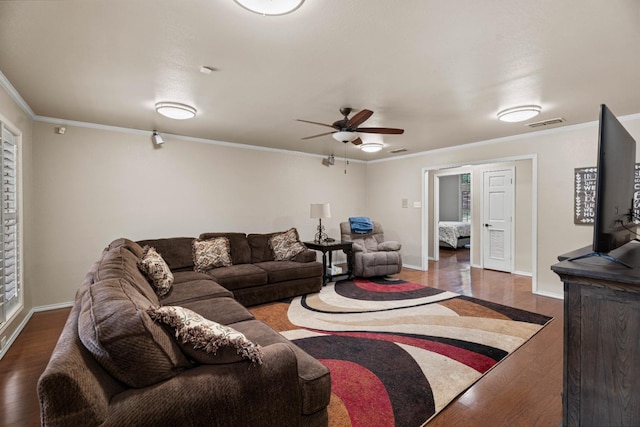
left=33, top=301, right=74, bottom=312
left=402, top=263, right=424, bottom=271
left=513, top=270, right=533, bottom=277
left=533, top=289, right=564, bottom=300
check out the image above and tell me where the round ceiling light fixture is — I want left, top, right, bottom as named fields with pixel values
left=155, top=102, right=197, bottom=120
left=360, top=142, right=384, bottom=153
left=332, top=131, right=358, bottom=143
left=497, top=105, right=541, bottom=123
left=233, top=0, right=304, bottom=16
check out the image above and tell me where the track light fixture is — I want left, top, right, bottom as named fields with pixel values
left=152, top=130, right=164, bottom=145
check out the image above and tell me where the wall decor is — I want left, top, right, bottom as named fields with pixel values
left=574, top=164, right=640, bottom=225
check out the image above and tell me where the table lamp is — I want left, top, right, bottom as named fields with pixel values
left=310, top=203, right=331, bottom=243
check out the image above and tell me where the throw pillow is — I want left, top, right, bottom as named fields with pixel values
left=147, top=305, right=263, bottom=364
left=269, top=228, right=306, bottom=261
left=138, top=246, right=174, bottom=297
left=192, top=237, right=232, bottom=272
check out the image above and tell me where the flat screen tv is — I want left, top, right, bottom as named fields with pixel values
left=571, top=104, right=638, bottom=266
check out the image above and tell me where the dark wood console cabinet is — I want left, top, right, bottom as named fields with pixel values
left=552, top=243, right=640, bottom=427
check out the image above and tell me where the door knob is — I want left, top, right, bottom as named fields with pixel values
left=484, top=223, right=492, bottom=227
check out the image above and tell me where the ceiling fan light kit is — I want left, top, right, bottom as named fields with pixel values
left=155, top=102, right=197, bottom=120
left=233, top=0, right=304, bottom=16
left=497, top=105, right=541, bottom=123
left=360, top=142, right=384, bottom=153
left=332, top=131, right=358, bottom=143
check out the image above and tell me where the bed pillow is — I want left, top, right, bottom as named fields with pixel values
left=193, top=237, right=232, bottom=272
left=147, top=305, right=263, bottom=364
left=138, top=246, right=174, bottom=297
left=269, top=228, right=306, bottom=261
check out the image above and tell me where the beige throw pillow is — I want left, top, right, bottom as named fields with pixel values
left=147, top=305, right=263, bottom=364
left=138, top=246, right=174, bottom=297
left=192, top=237, right=232, bottom=272
left=269, top=228, right=306, bottom=261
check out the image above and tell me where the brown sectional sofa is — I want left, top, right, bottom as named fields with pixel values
left=38, top=234, right=330, bottom=426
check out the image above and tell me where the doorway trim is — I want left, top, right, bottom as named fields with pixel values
left=422, top=154, right=540, bottom=295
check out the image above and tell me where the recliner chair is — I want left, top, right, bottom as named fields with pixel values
left=340, top=221, right=402, bottom=277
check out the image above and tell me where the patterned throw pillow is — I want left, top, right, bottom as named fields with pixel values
left=192, top=237, right=232, bottom=272
left=138, top=246, right=174, bottom=297
left=269, top=228, right=306, bottom=261
left=147, top=305, right=263, bottom=364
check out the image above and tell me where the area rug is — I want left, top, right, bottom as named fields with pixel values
left=249, top=278, right=552, bottom=427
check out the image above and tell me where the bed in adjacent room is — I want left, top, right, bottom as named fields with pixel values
left=439, top=221, right=471, bottom=249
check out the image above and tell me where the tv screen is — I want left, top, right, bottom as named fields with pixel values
left=592, top=104, right=637, bottom=254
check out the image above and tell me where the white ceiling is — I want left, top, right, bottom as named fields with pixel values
left=0, top=0, right=639, bottom=160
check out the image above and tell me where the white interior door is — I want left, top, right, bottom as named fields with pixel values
left=482, top=169, right=514, bottom=272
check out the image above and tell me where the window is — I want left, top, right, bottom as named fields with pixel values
left=460, top=173, right=471, bottom=222
left=0, top=122, right=20, bottom=326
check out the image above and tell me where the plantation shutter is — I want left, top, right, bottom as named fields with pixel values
left=0, top=125, right=18, bottom=324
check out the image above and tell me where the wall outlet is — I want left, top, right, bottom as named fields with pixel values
left=402, top=198, right=409, bottom=208
left=0, top=336, right=6, bottom=349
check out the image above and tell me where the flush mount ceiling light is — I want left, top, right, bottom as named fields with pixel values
left=497, top=105, right=541, bottom=123
left=332, top=131, right=358, bottom=143
left=360, top=142, right=384, bottom=153
left=233, top=0, right=304, bottom=16
left=155, top=102, right=197, bottom=120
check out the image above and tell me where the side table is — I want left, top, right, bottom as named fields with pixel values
left=303, top=241, right=354, bottom=285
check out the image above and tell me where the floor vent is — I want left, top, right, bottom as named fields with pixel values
left=389, top=148, right=408, bottom=154
left=526, top=117, right=565, bottom=128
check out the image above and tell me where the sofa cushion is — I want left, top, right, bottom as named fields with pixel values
left=78, top=278, right=191, bottom=388
left=205, top=264, right=268, bottom=291
left=172, top=270, right=214, bottom=284
left=193, top=237, right=232, bottom=272
left=248, top=231, right=280, bottom=263
left=138, top=246, right=174, bottom=297
left=180, top=297, right=255, bottom=325
left=269, top=228, right=306, bottom=261
left=160, top=280, right=233, bottom=305
left=255, top=261, right=323, bottom=284
left=231, top=319, right=331, bottom=415
left=199, top=232, right=251, bottom=265
left=148, top=306, right=263, bottom=364
left=136, top=237, right=195, bottom=271
left=94, top=246, right=159, bottom=305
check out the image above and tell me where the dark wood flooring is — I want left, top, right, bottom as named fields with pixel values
left=0, top=248, right=563, bottom=426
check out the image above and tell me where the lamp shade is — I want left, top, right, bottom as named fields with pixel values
left=310, top=203, right=331, bottom=219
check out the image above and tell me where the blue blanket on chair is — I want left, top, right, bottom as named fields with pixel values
left=349, top=216, right=373, bottom=234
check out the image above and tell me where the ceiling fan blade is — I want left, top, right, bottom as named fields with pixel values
left=296, top=119, right=337, bottom=129
left=351, top=137, right=363, bottom=146
left=356, top=127, right=404, bottom=135
left=301, top=131, right=335, bottom=140
left=346, top=109, right=373, bottom=128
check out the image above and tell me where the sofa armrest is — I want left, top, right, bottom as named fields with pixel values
left=352, top=243, right=365, bottom=252
left=105, top=343, right=303, bottom=426
left=292, top=249, right=317, bottom=263
left=378, top=241, right=401, bottom=251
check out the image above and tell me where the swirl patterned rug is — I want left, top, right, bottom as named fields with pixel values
left=249, top=277, right=552, bottom=427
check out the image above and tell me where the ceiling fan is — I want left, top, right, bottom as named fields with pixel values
left=297, top=107, right=404, bottom=145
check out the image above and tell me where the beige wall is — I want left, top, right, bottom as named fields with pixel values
left=366, top=115, right=640, bottom=298
left=30, top=122, right=367, bottom=306
left=0, top=82, right=33, bottom=345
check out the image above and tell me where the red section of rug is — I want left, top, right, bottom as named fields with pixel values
left=353, top=279, right=426, bottom=293
left=326, top=331, right=497, bottom=373
left=321, top=359, right=395, bottom=427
